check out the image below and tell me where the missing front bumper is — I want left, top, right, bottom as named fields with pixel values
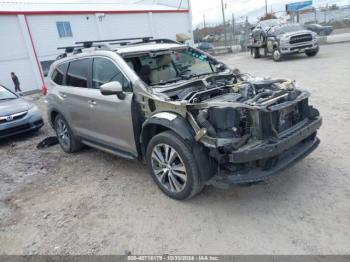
left=207, top=136, right=320, bottom=188
left=206, top=117, right=322, bottom=187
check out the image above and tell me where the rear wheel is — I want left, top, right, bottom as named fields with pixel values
left=252, top=47, right=260, bottom=59
left=54, top=114, right=83, bottom=153
left=146, top=131, right=203, bottom=200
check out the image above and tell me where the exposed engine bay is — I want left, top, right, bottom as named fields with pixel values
left=151, top=73, right=318, bottom=147
left=125, top=44, right=322, bottom=186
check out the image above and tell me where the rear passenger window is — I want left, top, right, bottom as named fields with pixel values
left=66, top=59, right=90, bottom=88
left=92, top=57, right=131, bottom=92
left=51, top=63, right=68, bottom=85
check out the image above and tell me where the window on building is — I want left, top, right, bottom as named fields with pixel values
left=56, top=21, right=72, bottom=38
left=66, top=59, right=90, bottom=88
left=92, top=58, right=131, bottom=92
left=51, top=62, right=68, bottom=85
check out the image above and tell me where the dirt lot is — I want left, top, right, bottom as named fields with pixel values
left=1, top=43, right=350, bottom=255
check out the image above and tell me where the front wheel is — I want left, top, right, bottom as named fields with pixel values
left=146, top=131, right=203, bottom=200
left=305, top=46, right=319, bottom=57
left=273, top=49, right=282, bottom=62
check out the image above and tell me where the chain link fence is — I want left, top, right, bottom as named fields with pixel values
left=193, top=4, right=350, bottom=53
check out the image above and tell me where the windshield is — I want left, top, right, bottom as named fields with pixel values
left=260, top=19, right=279, bottom=28
left=0, top=85, right=17, bottom=100
left=125, top=48, right=218, bottom=85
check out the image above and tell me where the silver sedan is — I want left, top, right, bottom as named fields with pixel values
left=0, top=84, right=43, bottom=139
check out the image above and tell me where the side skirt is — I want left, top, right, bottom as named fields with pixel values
left=81, top=139, right=137, bottom=161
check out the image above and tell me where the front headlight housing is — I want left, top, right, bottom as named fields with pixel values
left=280, top=37, right=289, bottom=45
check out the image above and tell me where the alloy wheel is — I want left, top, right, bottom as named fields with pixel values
left=273, top=50, right=281, bottom=61
left=56, top=118, right=70, bottom=149
left=151, top=143, right=187, bottom=193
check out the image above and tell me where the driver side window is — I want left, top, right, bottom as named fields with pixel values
left=92, top=57, right=131, bottom=92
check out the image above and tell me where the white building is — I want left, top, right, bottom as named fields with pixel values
left=0, top=0, right=192, bottom=93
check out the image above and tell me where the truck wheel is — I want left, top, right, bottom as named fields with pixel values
left=54, top=114, right=83, bottom=153
left=253, top=48, right=260, bottom=59
left=146, top=131, right=203, bottom=200
left=305, top=46, right=319, bottom=57
left=273, top=49, right=282, bottom=62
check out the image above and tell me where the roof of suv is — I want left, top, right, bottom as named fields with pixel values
left=115, top=42, right=185, bottom=55
left=56, top=41, right=187, bottom=61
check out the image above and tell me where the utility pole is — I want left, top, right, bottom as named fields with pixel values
left=232, top=13, right=235, bottom=44
left=203, top=14, right=206, bottom=29
left=221, top=0, right=227, bottom=47
left=265, top=0, right=268, bottom=16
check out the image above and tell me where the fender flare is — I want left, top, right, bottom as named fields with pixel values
left=140, top=112, right=195, bottom=151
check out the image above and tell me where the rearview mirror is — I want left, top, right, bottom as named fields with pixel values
left=100, top=81, right=125, bottom=99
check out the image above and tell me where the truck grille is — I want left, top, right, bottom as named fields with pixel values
left=289, top=34, right=312, bottom=44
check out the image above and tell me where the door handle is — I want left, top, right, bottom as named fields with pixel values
left=60, top=93, right=67, bottom=98
left=88, top=100, right=97, bottom=105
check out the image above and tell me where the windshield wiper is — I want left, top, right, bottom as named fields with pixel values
left=152, top=77, right=183, bottom=86
left=181, top=72, right=217, bottom=80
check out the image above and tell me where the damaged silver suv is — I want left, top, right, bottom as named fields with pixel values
left=46, top=37, right=322, bottom=200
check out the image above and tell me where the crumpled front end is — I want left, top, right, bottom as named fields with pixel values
left=186, top=77, right=322, bottom=187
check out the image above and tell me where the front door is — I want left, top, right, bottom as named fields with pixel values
left=84, top=56, right=137, bottom=157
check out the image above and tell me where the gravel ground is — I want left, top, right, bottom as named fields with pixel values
left=0, top=43, right=349, bottom=255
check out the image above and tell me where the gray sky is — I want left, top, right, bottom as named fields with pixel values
left=191, top=0, right=267, bottom=27
left=190, top=0, right=348, bottom=27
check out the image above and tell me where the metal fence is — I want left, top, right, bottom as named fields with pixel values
left=193, top=4, right=350, bottom=52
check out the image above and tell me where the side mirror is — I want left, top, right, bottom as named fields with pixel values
left=100, top=81, right=125, bottom=99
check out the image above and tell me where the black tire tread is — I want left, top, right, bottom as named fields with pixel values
left=54, top=114, right=83, bottom=153
left=146, top=130, right=203, bottom=200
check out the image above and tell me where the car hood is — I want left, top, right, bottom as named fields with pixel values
left=0, top=98, right=32, bottom=117
left=280, top=30, right=313, bottom=38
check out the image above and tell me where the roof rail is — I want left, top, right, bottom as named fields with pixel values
left=56, top=42, right=112, bottom=61
left=57, top=45, right=84, bottom=53
left=75, top=37, right=153, bottom=47
left=130, top=38, right=180, bottom=45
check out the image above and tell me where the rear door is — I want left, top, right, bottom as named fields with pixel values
left=83, top=56, right=137, bottom=157
left=62, top=58, right=93, bottom=137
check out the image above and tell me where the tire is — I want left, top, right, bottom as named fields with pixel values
left=54, top=114, right=83, bottom=153
left=253, top=47, right=260, bottom=59
left=305, top=46, right=319, bottom=57
left=273, top=49, right=282, bottom=62
left=146, top=131, right=203, bottom=200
